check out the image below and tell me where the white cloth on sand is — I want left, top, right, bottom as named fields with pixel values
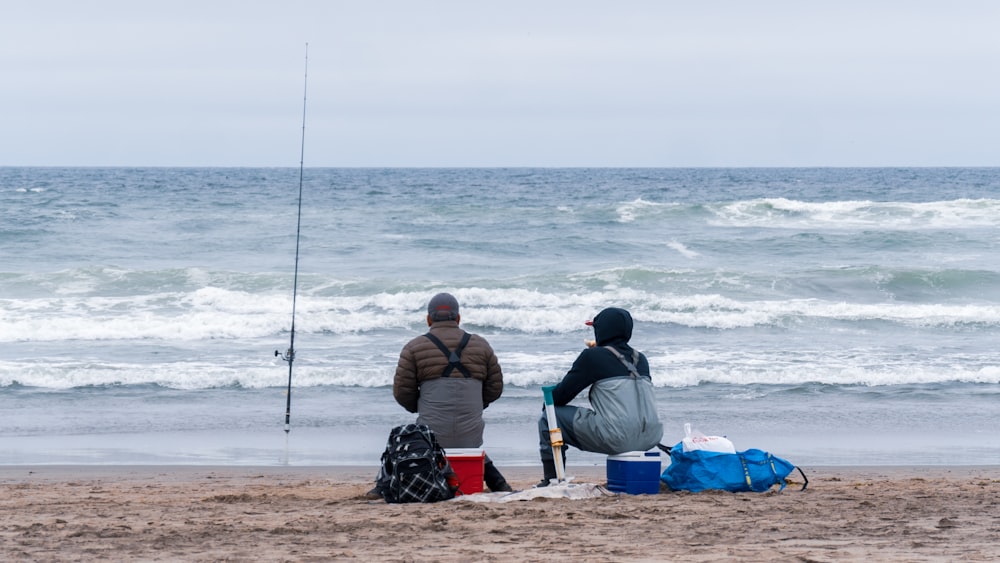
left=452, top=480, right=615, bottom=503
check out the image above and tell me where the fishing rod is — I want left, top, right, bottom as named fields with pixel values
left=276, top=43, right=309, bottom=434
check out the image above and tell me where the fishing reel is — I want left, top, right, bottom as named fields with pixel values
left=275, top=348, right=295, bottom=363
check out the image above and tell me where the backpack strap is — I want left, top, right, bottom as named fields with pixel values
left=423, top=332, right=473, bottom=378
left=603, top=346, right=641, bottom=378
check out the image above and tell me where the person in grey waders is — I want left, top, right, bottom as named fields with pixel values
left=536, top=307, right=663, bottom=486
left=388, top=292, right=512, bottom=493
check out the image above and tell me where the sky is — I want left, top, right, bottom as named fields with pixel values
left=3, top=1, right=999, bottom=167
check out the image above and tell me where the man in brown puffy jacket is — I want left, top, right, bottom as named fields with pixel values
left=392, top=292, right=512, bottom=492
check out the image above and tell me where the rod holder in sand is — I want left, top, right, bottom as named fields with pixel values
left=542, top=385, right=566, bottom=483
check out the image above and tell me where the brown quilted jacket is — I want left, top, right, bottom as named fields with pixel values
left=392, top=320, right=503, bottom=415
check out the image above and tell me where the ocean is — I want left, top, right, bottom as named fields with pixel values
left=2, top=167, right=999, bottom=469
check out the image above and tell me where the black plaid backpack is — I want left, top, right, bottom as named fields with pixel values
left=375, top=423, right=457, bottom=503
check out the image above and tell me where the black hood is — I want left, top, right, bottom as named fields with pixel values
left=591, top=307, right=633, bottom=346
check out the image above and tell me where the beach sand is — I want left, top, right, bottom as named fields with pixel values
left=2, top=465, right=998, bottom=562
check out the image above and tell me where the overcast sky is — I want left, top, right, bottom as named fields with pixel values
left=3, top=1, right=999, bottom=167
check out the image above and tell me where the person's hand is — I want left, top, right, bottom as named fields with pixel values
left=584, top=339, right=596, bottom=348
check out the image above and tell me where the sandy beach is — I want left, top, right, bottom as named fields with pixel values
left=1, top=464, right=998, bottom=562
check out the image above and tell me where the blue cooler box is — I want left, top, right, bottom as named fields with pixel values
left=606, top=451, right=662, bottom=494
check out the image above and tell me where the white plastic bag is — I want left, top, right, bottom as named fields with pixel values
left=681, top=422, right=736, bottom=454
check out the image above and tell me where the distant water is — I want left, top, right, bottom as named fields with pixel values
left=2, top=167, right=999, bottom=467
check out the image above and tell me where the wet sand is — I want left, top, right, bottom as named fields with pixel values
left=2, top=465, right=998, bottom=561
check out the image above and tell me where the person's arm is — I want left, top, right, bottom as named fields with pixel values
left=481, top=342, right=503, bottom=408
left=392, top=347, right=419, bottom=413
left=552, top=349, right=598, bottom=405
left=637, top=352, right=651, bottom=378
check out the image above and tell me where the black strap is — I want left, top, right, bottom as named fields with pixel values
left=795, top=466, right=809, bottom=491
left=423, top=333, right=473, bottom=378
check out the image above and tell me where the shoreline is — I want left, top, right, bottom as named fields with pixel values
left=3, top=465, right=998, bottom=561
left=3, top=463, right=1000, bottom=480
